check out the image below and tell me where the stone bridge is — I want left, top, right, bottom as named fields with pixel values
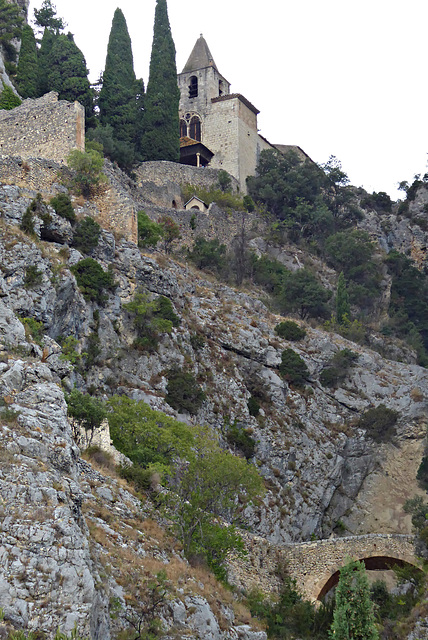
left=228, top=533, right=418, bottom=602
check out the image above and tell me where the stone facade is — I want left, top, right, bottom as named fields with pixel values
left=228, top=533, right=417, bottom=602
left=0, top=92, right=84, bottom=164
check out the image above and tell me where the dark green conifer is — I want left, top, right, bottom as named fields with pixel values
left=99, top=8, right=140, bottom=146
left=0, top=82, right=21, bottom=109
left=37, top=27, right=56, bottom=96
left=47, top=33, right=95, bottom=129
left=15, top=24, right=38, bottom=98
left=140, top=0, right=180, bottom=162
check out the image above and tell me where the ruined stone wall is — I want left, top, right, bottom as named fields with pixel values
left=0, top=156, right=137, bottom=243
left=228, top=533, right=416, bottom=602
left=0, top=93, right=84, bottom=164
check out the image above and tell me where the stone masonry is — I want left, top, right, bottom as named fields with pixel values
left=0, top=92, right=84, bottom=164
left=228, top=533, right=417, bottom=602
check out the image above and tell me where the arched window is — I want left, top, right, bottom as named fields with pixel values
left=180, top=119, right=187, bottom=138
left=189, top=75, right=198, bottom=98
left=189, top=115, right=201, bottom=142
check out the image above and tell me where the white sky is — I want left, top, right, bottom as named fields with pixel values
left=28, top=0, right=428, bottom=199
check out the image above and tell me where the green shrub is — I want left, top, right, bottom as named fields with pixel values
left=217, top=169, right=232, bottom=192
left=247, top=395, right=260, bottom=417
left=417, top=455, right=428, bottom=490
left=19, top=316, right=44, bottom=345
left=59, top=336, right=82, bottom=364
left=357, top=404, right=398, bottom=443
left=165, top=367, right=206, bottom=414
left=107, top=395, right=195, bottom=474
left=274, top=320, right=306, bottom=341
left=70, top=258, right=116, bottom=304
left=66, top=388, right=107, bottom=438
left=279, top=349, right=309, bottom=387
left=226, top=421, right=256, bottom=459
left=23, top=265, right=43, bottom=288
left=66, top=149, right=106, bottom=197
left=119, top=464, right=153, bottom=492
left=0, top=82, right=21, bottom=110
left=319, top=348, right=358, bottom=387
left=72, top=216, right=101, bottom=253
left=124, top=293, right=179, bottom=352
left=187, top=237, right=226, bottom=272
left=20, top=193, right=47, bottom=235
left=137, top=211, right=163, bottom=248
left=50, top=193, right=75, bottom=222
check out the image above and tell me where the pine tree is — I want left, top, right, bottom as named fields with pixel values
left=47, top=33, right=95, bottom=129
left=331, top=559, right=378, bottom=640
left=99, top=8, right=140, bottom=145
left=140, top=0, right=180, bottom=162
left=34, top=0, right=66, bottom=33
left=15, top=24, right=38, bottom=98
left=336, top=271, right=350, bottom=324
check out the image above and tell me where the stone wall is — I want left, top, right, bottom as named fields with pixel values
left=134, top=161, right=239, bottom=209
left=0, top=92, right=84, bottom=164
left=0, top=156, right=137, bottom=243
left=228, top=533, right=417, bottom=602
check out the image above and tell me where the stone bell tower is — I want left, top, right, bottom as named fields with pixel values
left=177, top=35, right=271, bottom=192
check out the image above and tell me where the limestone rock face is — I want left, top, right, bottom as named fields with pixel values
left=0, top=170, right=427, bottom=636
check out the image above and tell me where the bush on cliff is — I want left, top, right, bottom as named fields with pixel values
left=67, top=149, right=106, bottom=197
left=124, top=292, right=179, bottom=351
left=72, top=216, right=101, bottom=253
left=71, top=257, right=116, bottom=304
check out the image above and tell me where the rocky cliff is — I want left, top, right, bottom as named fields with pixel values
left=0, top=162, right=427, bottom=637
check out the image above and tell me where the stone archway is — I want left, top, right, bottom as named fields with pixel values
left=315, top=556, right=421, bottom=601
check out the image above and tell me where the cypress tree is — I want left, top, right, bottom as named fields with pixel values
left=37, top=27, right=56, bottom=96
left=140, top=0, right=180, bottom=162
left=99, top=8, right=140, bottom=146
left=47, top=33, right=95, bottom=129
left=15, top=24, right=38, bottom=98
left=331, top=559, right=378, bottom=640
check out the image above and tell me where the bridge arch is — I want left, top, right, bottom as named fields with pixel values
left=316, top=555, right=421, bottom=601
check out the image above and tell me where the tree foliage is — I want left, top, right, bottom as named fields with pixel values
left=331, top=559, right=378, bottom=640
left=99, top=8, right=142, bottom=153
left=0, top=0, right=23, bottom=64
left=15, top=25, right=38, bottom=98
left=0, top=82, right=21, bottom=110
left=165, top=430, right=263, bottom=578
left=71, top=257, right=116, bottom=304
left=124, top=292, right=179, bottom=351
left=67, top=149, right=105, bottom=197
left=280, top=268, right=331, bottom=319
left=279, top=348, right=309, bottom=387
left=141, top=0, right=180, bottom=161
left=137, top=211, right=163, bottom=248
left=66, top=389, right=107, bottom=442
left=47, top=33, right=94, bottom=128
left=34, top=0, right=66, bottom=32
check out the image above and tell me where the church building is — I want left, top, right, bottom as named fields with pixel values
left=177, top=35, right=308, bottom=193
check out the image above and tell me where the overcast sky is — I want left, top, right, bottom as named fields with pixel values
left=28, top=0, right=428, bottom=199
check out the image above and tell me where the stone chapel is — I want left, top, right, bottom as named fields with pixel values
left=177, top=35, right=309, bottom=192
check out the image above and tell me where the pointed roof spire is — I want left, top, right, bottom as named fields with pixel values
left=182, top=34, right=218, bottom=73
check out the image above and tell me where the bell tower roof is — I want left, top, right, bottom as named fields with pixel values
left=182, top=34, right=218, bottom=73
